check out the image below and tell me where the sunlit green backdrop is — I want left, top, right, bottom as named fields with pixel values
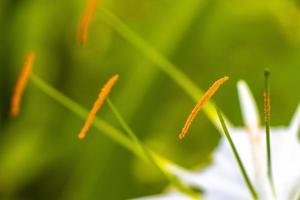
left=0, top=0, right=299, bottom=199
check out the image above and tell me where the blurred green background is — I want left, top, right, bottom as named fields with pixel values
left=0, top=0, right=300, bottom=199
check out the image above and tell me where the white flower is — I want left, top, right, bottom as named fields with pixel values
left=136, top=81, right=300, bottom=200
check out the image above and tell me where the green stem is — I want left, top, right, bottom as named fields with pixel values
left=99, top=7, right=225, bottom=130
left=216, top=108, right=259, bottom=200
left=264, top=69, right=276, bottom=196
left=264, top=70, right=271, bottom=178
left=106, top=99, right=200, bottom=199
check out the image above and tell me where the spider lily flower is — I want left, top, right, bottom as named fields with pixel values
left=136, top=81, right=300, bottom=200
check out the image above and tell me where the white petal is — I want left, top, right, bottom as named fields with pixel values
left=289, top=103, right=300, bottom=138
left=269, top=127, right=300, bottom=200
left=237, top=81, right=260, bottom=130
left=167, top=163, right=251, bottom=199
left=167, top=130, right=255, bottom=200
left=204, top=191, right=247, bottom=200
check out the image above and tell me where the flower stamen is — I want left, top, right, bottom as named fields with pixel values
left=78, top=74, right=119, bottom=139
left=10, top=52, right=35, bottom=117
left=264, top=69, right=276, bottom=196
left=179, top=76, right=229, bottom=139
left=77, top=0, right=99, bottom=45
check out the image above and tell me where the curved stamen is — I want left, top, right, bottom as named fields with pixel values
left=78, top=74, right=119, bottom=139
left=78, top=0, right=99, bottom=45
left=10, top=52, right=35, bottom=117
left=179, top=76, right=229, bottom=139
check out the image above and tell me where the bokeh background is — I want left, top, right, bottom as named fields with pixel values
left=0, top=0, right=300, bottom=199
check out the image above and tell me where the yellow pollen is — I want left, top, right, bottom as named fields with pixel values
left=10, top=52, right=35, bottom=117
left=264, top=92, right=270, bottom=123
left=77, top=0, right=99, bottom=45
left=179, top=76, right=229, bottom=139
left=78, top=74, right=119, bottom=139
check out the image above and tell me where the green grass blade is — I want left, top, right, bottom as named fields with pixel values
left=99, top=7, right=224, bottom=129
left=115, top=0, right=206, bottom=121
